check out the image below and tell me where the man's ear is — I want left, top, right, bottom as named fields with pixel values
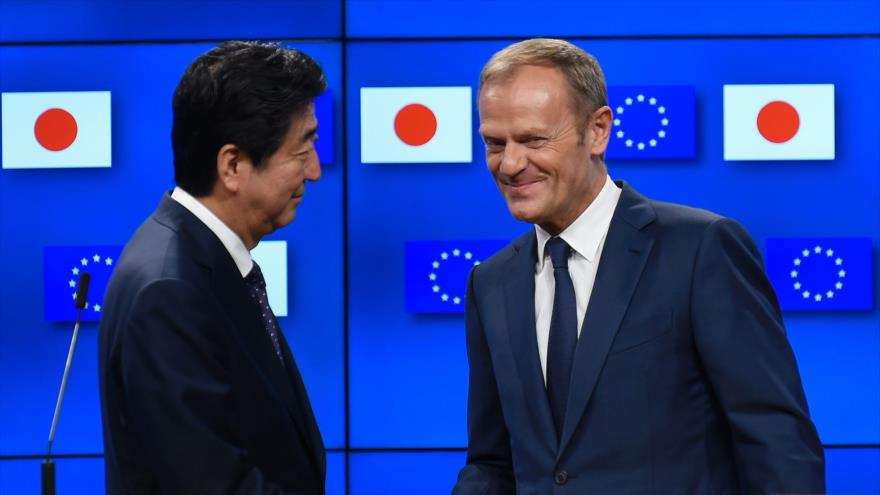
left=215, top=144, right=251, bottom=193
left=586, top=105, right=613, bottom=156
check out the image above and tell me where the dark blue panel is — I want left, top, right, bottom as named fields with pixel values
left=346, top=0, right=880, bottom=38
left=0, top=1, right=341, bottom=42
left=826, top=447, right=880, bottom=494
left=0, top=457, right=105, bottom=495
left=350, top=451, right=465, bottom=495
left=346, top=38, right=880, bottom=447
left=0, top=41, right=345, bottom=454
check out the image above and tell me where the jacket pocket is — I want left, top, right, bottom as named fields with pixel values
left=608, top=309, right=674, bottom=355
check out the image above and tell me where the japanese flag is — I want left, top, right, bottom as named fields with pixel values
left=723, top=84, right=834, bottom=161
left=1, top=91, right=112, bottom=169
left=360, top=86, right=472, bottom=163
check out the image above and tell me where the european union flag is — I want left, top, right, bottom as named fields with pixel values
left=406, top=240, right=508, bottom=314
left=766, top=237, right=873, bottom=311
left=605, top=85, right=696, bottom=160
left=44, top=245, right=122, bottom=322
left=314, top=90, right=334, bottom=165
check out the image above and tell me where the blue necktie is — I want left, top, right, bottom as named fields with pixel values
left=243, top=261, right=284, bottom=364
left=546, top=237, right=578, bottom=439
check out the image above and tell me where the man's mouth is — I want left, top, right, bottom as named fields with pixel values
left=505, top=178, right=542, bottom=195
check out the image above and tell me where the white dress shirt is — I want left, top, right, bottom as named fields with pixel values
left=170, top=187, right=253, bottom=277
left=534, top=175, right=622, bottom=384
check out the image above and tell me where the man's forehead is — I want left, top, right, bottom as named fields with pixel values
left=482, top=74, right=565, bottom=107
left=479, top=85, right=561, bottom=124
left=290, top=108, right=318, bottom=131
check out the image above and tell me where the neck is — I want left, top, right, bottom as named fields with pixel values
left=197, top=194, right=259, bottom=250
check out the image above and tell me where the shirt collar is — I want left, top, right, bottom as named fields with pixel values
left=170, top=187, right=254, bottom=277
left=536, top=175, right=622, bottom=270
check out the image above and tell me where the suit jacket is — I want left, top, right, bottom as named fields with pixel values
left=453, top=182, right=824, bottom=494
left=99, top=194, right=325, bottom=495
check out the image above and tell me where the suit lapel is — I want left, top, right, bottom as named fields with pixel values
left=502, top=233, right=558, bottom=450
left=557, top=182, right=657, bottom=456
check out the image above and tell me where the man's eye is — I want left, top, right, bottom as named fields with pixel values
left=295, top=146, right=315, bottom=158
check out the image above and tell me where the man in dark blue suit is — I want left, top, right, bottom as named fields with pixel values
left=453, top=38, right=824, bottom=494
left=99, top=42, right=326, bottom=494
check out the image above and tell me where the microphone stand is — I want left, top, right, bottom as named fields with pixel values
left=42, top=272, right=90, bottom=495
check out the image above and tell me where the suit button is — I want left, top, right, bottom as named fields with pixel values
left=554, top=470, right=568, bottom=485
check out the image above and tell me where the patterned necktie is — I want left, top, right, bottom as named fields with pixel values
left=243, top=261, right=284, bottom=364
left=546, top=236, right=578, bottom=439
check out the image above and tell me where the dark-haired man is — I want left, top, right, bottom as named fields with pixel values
left=453, top=38, right=824, bottom=494
left=99, top=41, right=326, bottom=494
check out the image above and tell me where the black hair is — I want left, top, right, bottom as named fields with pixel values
left=171, top=41, right=326, bottom=196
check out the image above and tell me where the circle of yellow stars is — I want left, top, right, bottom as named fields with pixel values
left=789, top=245, right=844, bottom=302
left=69, top=253, right=114, bottom=313
left=614, top=93, right=668, bottom=151
left=428, top=248, right=481, bottom=305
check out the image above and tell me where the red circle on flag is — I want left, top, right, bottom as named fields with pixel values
left=34, top=108, right=78, bottom=151
left=394, top=103, right=437, bottom=146
left=756, top=101, right=800, bottom=144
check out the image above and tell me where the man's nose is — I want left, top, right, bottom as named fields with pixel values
left=499, top=143, right=528, bottom=178
left=305, top=151, right=321, bottom=182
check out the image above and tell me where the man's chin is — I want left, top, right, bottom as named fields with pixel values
left=272, top=208, right=297, bottom=231
left=506, top=204, right=542, bottom=225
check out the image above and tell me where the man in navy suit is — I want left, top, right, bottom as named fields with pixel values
left=99, top=42, right=326, bottom=494
left=453, top=38, right=824, bottom=494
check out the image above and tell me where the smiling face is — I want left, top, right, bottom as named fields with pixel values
left=239, top=106, right=321, bottom=243
left=478, top=65, right=611, bottom=235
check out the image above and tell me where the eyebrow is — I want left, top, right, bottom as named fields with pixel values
left=478, top=127, right=499, bottom=139
left=479, top=128, right=547, bottom=141
left=513, top=127, right=547, bottom=138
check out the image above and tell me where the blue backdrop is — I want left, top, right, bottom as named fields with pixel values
left=1, top=0, right=878, bottom=493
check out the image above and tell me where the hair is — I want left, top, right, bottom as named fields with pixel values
left=172, top=41, right=326, bottom=196
left=479, top=38, right=607, bottom=132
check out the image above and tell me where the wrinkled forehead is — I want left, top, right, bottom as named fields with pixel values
left=478, top=68, right=573, bottom=135
left=481, top=65, right=571, bottom=107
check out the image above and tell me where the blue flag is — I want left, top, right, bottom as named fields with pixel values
left=766, top=237, right=873, bottom=311
left=44, top=245, right=123, bottom=322
left=605, top=85, right=696, bottom=160
left=314, top=90, right=334, bottom=165
left=405, top=240, right=508, bottom=314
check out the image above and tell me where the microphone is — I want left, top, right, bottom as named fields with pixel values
left=43, top=272, right=91, bottom=495
left=75, top=273, right=90, bottom=311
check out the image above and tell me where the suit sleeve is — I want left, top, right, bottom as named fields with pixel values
left=452, top=269, right=516, bottom=495
left=119, top=279, right=295, bottom=495
left=691, top=218, right=825, bottom=493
